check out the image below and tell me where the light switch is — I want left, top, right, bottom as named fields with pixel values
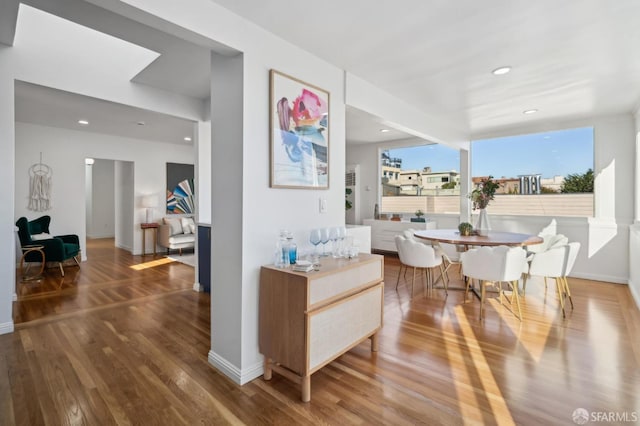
left=319, top=198, right=328, bottom=213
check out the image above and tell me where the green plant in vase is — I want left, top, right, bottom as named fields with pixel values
left=458, top=222, right=473, bottom=236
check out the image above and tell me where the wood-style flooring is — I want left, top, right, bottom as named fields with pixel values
left=2, top=238, right=640, bottom=425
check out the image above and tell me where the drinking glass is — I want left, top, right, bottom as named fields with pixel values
left=309, top=229, right=321, bottom=257
left=337, top=226, right=347, bottom=257
left=320, top=228, right=330, bottom=256
left=329, top=227, right=340, bottom=257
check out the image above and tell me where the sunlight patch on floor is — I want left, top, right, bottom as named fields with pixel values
left=441, top=311, right=484, bottom=422
left=455, top=305, right=516, bottom=425
left=130, top=257, right=174, bottom=270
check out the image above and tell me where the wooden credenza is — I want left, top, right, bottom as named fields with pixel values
left=259, top=254, right=384, bottom=402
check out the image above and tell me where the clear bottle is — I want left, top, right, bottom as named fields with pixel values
left=275, top=230, right=289, bottom=267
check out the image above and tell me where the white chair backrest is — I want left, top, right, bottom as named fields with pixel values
left=528, top=244, right=566, bottom=277
left=538, top=219, right=557, bottom=237
left=461, top=245, right=526, bottom=282
left=395, top=235, right=441, bottom=268
left=528, top=233, right=568, bottom=254
left=528, top=239, right=577, bottom=278
left=402, top=229, right=417, bottom=241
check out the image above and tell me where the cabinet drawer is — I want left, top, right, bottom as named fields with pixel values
left=308, top=284, right=382, bottom=373
left=309, top=260, right=382, bottom=306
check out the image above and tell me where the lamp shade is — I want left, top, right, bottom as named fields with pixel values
left=141, top=194, right=159, bottom=208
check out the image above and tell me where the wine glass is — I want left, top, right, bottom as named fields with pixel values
left=329, top=227, right=340, bottom=257
left=309, top=229, right=321, bottom=257
left=337, top=226, right=347, bottom=257
left=320, top=228, right=330, bottom=256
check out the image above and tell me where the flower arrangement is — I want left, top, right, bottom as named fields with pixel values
left=469, top=176, right=500, bottom=210
left=415, top=209, right=424, bottom=217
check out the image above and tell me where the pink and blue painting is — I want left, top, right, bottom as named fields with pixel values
left=270, top=70, right=329, bottom=189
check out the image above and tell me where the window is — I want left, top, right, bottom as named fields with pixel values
left=472, top=127, right=594, bottom=216
left=380, top=146, right=461, bottom=214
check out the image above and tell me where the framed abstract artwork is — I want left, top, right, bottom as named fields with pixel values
left=270, top=70, right=330, bottom=189
left=166, top=162, right=195, bottom=214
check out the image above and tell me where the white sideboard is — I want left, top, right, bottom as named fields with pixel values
left=345, top=224, right=371, bottom=253
left=363, top=219, right=436, bottom=252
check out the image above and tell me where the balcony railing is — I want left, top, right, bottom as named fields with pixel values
left=381, top=194, right=594, bottom=217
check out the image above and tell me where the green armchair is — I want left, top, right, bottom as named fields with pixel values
left=16, top=215, right=80, bottom=276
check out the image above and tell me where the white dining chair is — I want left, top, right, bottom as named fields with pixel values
left=522, top=233, right=569, bottom=293
left=526, top=242, right=580, bottom=317
left=402, top=228, right=460, bottom=288
left=394, top=235, right=447, bottom=298
left=460, top=245, right=527, bottom=320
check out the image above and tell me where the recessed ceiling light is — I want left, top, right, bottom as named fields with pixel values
left=379, top=129, right=390, bottom=133
left=78, top=119, right=89, bottom=125
left=184, top=137, right=192, bottom=142
left=523, top=109, right=538, bottom=115
left=492, top=66, right=511, bottom=75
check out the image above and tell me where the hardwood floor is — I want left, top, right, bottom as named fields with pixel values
left=3, top=239, right=640, bottom=425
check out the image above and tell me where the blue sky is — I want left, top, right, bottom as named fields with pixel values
left=386, top=127, right=594, bottom=179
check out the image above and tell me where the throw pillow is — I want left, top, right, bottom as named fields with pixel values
left=164, top=217, right=183, bottom=235
left=181, top=217, right=193, bottom=234
left=181, top=217, right=196, bottom=234
left=31, top=232, right=53, bottom=241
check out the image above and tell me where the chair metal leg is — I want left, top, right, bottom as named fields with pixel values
left=439, top=264, right=448, bottom=294
left=522, top=273, right=529, bottom=294
left=563, top=276, right=574, bottom=309
left=556, top=278, right=566, bottom=318
left=512, top=280, right=522, bottom=321
left=58, top=262, right=65, bottom=277
left=395, top=264, right=403, bottom=291
left=73, top=256, right=81, bottom=266
left=480, top=281, right=486, bottom=320
left=411, top=267, right=416, bottom=298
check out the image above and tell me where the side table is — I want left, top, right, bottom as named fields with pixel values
left=20, top=244, right=45, bottom=281
left=141, top=223, right=159, bottom=256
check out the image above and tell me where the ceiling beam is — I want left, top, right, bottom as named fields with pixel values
left=0, top=0, right=20, bottom=46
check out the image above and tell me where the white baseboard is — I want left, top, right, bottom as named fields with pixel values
left=207, top=350, right=263, bottom=385
left=192, top=282, right=203, bottom=292
left=572, top=272, right=628, bottom=284
left=0, top=321, right=15, bottom=335
left=12, top=292, right=17, bottom=302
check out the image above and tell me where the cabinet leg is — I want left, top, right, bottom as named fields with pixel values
left=301, top=375, right=311, bottom=402
left=263, top=358, right=272, bottom=381
left=371, top=333, right=379, bottom=352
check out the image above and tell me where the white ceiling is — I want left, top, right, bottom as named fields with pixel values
left=213, top=0, right=640, bottom=138
left=15, top=81, right=196, bottom=145
left=9, top=0, right=640, bottom=145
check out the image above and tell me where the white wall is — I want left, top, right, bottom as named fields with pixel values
left=88, top=159, right=115, bottom=238
left=14, top=122, right=193, bottom=257
left=346, top=144, right=380, bottom=225
left=0, top=46, right=15, bottom=334
left=347, top=114, right=636, bottom=284
left=115, top=160, right=135, bottom=252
